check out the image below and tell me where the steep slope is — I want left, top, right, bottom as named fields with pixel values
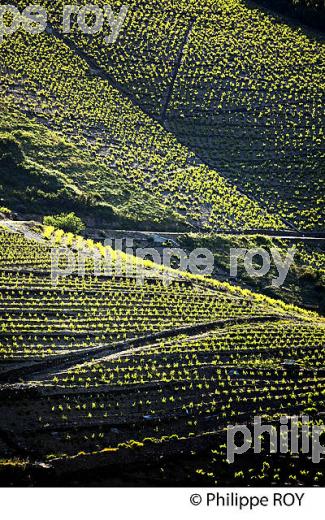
left=31, top=0, right=324, bottom=230
left=0, top=9, right=289, bottom=231
left=0, top=225, right=324, bottom=485
left=0, top=0, right=324, bottom=488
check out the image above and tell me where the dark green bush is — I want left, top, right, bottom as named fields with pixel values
left=43, top=212, right=86, bottom=234
left=297, top=266, right=319, bottom=282
left=0, top=206, right=12, bottom=216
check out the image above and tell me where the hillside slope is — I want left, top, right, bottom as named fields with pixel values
left=0, top=1, right=324, bottom=489
left=27, top=0, right=325, bottom=230
left=0, top=26, right=283, bottom=232
left=0, top=224, right=324, bottom=485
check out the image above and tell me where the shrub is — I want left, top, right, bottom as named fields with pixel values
left=297, top=266, right=318, bottom=282
left=0, top=206, right=12, bottom=217
left=43, top=212, right=85, bottom=234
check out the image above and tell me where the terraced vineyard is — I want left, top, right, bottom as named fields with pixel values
left=10, top=0, right=323, bottom=230
left=0, top=0, right=324, bottom=489
left=1, top=0, right=323, bottom=231
left=0, top=28, right=280, bottom=231
left=0, top=225, right=324, bottom=485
